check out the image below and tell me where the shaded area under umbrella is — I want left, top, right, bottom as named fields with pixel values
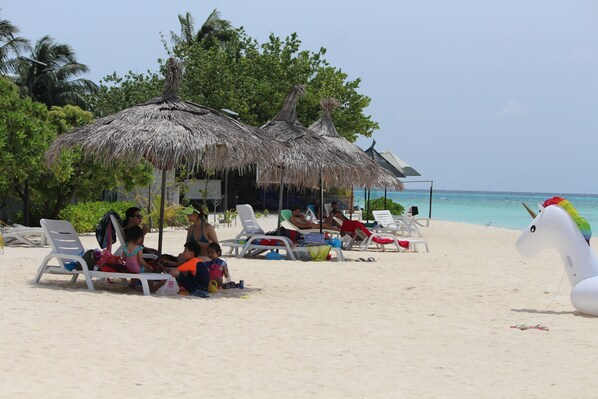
left=257, top=86, right=402, bottom=233
left=308, top=98, right=403, bottom=227
left=46, top=58, right=280, bottom=252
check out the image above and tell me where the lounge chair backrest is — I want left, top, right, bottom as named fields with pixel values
left=236, top=204, right=264, bottom=236
left=40, top=219, right=85, bottom=267
left=306, top=205, right=317, bottom=222
left=280, top=209, right=292, bottom=223
left=109, top=214, right=126, bottom=256
left=372, top=210, right=395, bottom=227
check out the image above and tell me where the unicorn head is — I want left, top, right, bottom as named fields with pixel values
left=516, top=197, right=595, bottom=286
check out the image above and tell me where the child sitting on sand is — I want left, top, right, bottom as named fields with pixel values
left=206, top=243, right=230, bottom=287
left=168, top=241, right=210, bottom=296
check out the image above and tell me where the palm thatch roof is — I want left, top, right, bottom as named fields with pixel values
left=46, top=58, right=277, bottom=172
left=257, top=86, right=398, bottom=189
left=308, top=98, right=403, bottom=190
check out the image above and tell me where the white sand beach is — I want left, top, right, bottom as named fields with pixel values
left=1, top=216, right=598, bottom=398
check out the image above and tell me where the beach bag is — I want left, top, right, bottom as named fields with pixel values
left=75, top=249, right=100, bottom=271
left=265, top=226, right=302, bottom=243
left=304, top=233, right=326, bottom=246
left=156, top=278, right=179, bottom=296
left=97, top=249, right=128, bottom=273
left=308, top=245, right=331, bottom=261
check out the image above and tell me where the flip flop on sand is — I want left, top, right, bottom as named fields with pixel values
left=367, top=257, right=376, bottom=262
left=355, top=258, right=366, bottom=262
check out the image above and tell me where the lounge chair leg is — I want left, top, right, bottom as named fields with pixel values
left=140, top=279, right=151, bottom=295
left=34, top=255, right=52, bottom=283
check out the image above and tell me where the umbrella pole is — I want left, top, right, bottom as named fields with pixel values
left=384, top=188, right=387, bottom=209
left=319, top=169, right=323, bottom=234
left=349, top=188, right=354, bottom=220
left=277, top=168, right=285, bottom=235
left=366, top=189, right=371, bottom=223
left=364, top=187, right=367, bottom=218
left=158, top=169, right=167, bottom=254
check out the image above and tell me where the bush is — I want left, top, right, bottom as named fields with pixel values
left=148, top=202, right=187, bottom=229
left=58, top=201, right=135, bottom=233
left=364, top=197, right=405, bottom=220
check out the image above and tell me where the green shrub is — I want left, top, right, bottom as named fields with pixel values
left=148, top=202, right=187, bottom=229
left=58, top=201, right=135, bottom=233
left=364, top=197, right=405, bottom=220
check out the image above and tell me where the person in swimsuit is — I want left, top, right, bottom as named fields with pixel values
left=123, top=226, right=164, bottom=290
left=122, top=207, right=159, bottom=256
left=181, top=205, right=218, bottom=258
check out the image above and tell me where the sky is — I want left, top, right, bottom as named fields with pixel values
left=3, top=1, right=598, bottom=194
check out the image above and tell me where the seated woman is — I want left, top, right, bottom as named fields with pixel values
left=182, top=205, right=218, bottom=258
left=122, top=207, right=159, bottom=256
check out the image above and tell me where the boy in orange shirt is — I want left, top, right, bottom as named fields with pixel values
left=168, top=241, right=210, bottom=297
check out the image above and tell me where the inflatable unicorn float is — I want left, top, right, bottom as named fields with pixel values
left=516, top=197, right=598, bottom=315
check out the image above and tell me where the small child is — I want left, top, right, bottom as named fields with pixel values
left=168, top=241, right=210, bottom=296
left=123, top=226, right=155, bottom=274
left=206, top=243, right=230, bottom=287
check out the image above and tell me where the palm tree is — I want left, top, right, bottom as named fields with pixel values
left=170, top=9, right=234, bottom=50
left=15, top=35, right=97, bottom=109
left=0, top=13, right=30, bottom=75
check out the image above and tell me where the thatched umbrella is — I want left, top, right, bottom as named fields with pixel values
left=257, top=85, right=358, bottom=232
left=308, top=98, right=403, bottom=223
left=46, top=58, right=277, bottom=252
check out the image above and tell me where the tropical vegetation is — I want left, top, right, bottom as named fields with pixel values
left=13, top=35, right=98, bottom=109
left=0, top=9, right=386, bottom=225
left=0, top=13, right=30, bottom=75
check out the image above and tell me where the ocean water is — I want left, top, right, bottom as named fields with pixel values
left=353, top=189, right=598, bottom=232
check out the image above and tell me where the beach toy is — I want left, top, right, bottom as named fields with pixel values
left=516, top=196, right=598, bottom=316
left=208, top=280, right=219, bottom=293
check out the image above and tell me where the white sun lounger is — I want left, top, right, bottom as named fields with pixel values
left=1, top=224, right=46, bottom=246
left=220, top=204, right=345, bottom=261
left=35, top=219, right=171, bottom=296
left=109, top=214, right=157, bottom=260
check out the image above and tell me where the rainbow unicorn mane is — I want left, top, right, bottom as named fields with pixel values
left=543, top=196, right=592, bottom=244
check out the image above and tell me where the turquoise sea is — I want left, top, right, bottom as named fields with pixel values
left=353, top=189, right=598, bottom=232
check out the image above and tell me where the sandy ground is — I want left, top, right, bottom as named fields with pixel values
left=1, top=215, right=598, bottom=398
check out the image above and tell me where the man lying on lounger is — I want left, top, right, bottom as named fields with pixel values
left=290, top=206, right=318, bottom=229
left=290, top=206, right=339, bottom=231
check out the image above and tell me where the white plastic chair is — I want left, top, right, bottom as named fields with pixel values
left=372, top=210, right=421, bottom=237
left=109, top=214, right=157, bottom=260
left=35, top=219, right=171, bottom=295
left=0, top=224, right=46, bottom=246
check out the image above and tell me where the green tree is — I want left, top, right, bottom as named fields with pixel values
left=170, top=9, right=234, bottom=52
left=86, top=70, right=164, bottom=117
left=89, top=15, right=378, bottom=141
left=0, top=13, right=30, bottom=75
left=38, top=105, right=154, bottom=218
left=179, top=29, right=379, bottom=140
left=0, top=78, right=154, bottom=222
left=0, top=77, right=52, bottom=215
left=15, top=35, right=98, bottom=109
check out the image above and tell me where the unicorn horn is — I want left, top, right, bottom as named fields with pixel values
left=522, top=202, right=537, bottom=219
